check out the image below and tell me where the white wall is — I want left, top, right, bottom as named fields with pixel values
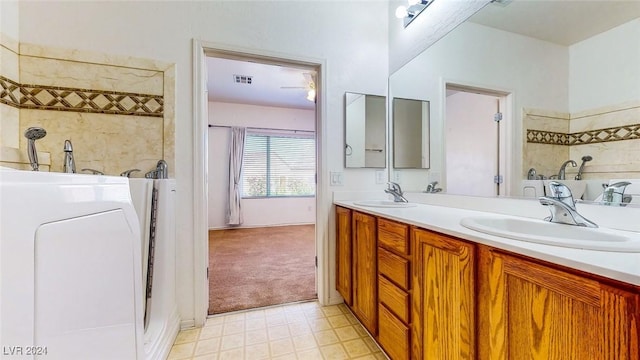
left=18, top=1, right=389, bottom=324
left=208, top=102, right=315, bottom=229
left=389, top=21, right=569, bottom=194
left=569, top=19, right=640, bottom=113
left=0, top=1, right=19, bottom=40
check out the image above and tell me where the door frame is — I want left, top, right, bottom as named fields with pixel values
left=193, top=39, right=328, bottom=327
left=442, top=80, right=514, bottom=196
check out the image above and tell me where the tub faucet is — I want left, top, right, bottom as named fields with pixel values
left=385, top=182, right=408, bottom=203
left=574, top=155, right=592, bottom=180
left=63, top=140, right=76, bottom=173
left=602, top=181, right=631, bottom=205
left=424, top=181, right=442, bottom=193
left=557, top=160, right=577, bottom=180
left=539, top=181, right=597, bottom=228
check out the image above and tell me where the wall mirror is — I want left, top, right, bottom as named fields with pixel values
left=344, top=92, right=386, bottom=168
left=388, top=0, right=640, bottom=202
left=393, top=97, right=430, bottom=169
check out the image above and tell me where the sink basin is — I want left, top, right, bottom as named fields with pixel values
left=353, top=200, right=417, bottom=208
left=460, top=216, right=640, bottom=252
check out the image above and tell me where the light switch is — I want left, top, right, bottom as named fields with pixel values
left=330, top=171, right=344, bottom=186
left=375, top=170, right=386, bottom=184
left=393, top=171, right=401, bottom=182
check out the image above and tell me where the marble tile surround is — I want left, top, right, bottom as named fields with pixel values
left=0, top=34, right=175, bottom=176
left=524, top=102, right=640, bottom=180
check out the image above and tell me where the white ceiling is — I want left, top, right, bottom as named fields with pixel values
left=206, top=56, right=316, bottom=110
left=207, top=1, right=640, bottom=110
left=469, top=0, right=640, bottom=46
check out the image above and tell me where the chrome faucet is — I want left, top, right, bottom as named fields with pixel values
left=63, top=140, right=76, bottom=173
left=424, top=181, right=442, bottom=193
left=557, top=160, right=577, bottom=180
left=82, top=168, right=104, bottom=175
left=120, top=169, right=140, bottom=177
left=385, top=182, right=408, bottom=203
left=539, top=181, right=597, bottom=228
left=144, top=160, right=169, bottom=179
left=602, top=181, right=631, bottom=205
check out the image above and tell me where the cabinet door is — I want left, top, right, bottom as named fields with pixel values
left=478, top=247, right=640, bottom=360
left=352, top=211, right=378, bottom=335
left=335, top=206, right=352, bottom=305
left=412, top=228, right=476, bottom=360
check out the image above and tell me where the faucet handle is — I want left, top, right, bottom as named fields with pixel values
left=120, top=169, right=141, bottom=178
left=547, top=181, right=575, bottom=209
left=81, top=168, right=104, bottom=175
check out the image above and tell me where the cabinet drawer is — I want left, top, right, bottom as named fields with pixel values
left=378, top=218, right=409, bottom=255
left=378, top=304, right=410, bottom=360
left=379, top=276, right=410, bottom=323
left=378, top=247, right=410, bottom=290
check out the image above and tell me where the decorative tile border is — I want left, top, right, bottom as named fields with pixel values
left=527, top=124, right=640, bottom=145
left=0, top=75, right=163, bottom=117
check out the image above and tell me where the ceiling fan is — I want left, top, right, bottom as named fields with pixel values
left=280, top=72, right=316, bottom=101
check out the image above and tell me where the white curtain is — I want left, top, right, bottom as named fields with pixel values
left=227, top=127, right=246, bottom=225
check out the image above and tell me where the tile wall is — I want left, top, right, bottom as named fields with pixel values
left=0, top=34, right=175, bottom=176
left=524, top=101, right=640, bottom=180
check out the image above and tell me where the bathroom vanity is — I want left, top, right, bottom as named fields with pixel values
left=335, top=202, right=640, bottom=360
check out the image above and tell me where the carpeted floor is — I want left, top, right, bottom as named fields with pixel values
left=208, top=224, right=317, bottom=315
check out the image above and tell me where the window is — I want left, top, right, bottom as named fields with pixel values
left=242, top=133, right=315, bottom=198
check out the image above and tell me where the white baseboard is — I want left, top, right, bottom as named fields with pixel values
left=209, top=222, right=315, bottom=231
left=180, top=319, right=196, bottom=330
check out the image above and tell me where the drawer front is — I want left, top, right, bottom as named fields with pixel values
left=379, top=276, right=410, bottom=323
left=378, top=304, right=410, bottom=360
left=378, top=247, right=410, bottom=290
left=378, top=218, right=409, bottom=255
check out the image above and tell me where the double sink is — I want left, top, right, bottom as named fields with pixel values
left=352, top=200, right=640, bottom=253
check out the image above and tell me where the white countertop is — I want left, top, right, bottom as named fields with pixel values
left=335, top=200, right=640, bottom=287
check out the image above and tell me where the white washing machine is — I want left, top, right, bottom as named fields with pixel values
left=0, top=168, right=144, bottom=360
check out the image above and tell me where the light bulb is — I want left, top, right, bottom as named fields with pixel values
left=408, top=0, right=420, bottom=5
left=306, top=89, right=316, bottom=102
left=395, top=5, right=408, bottom=18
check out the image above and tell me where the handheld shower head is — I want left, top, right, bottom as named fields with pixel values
left=24, top=127, right=47, bottom=171
left=575, top=155, right=593, bottom=180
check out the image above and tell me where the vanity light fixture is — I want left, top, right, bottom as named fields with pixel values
left=306, top=82, right=316, bottom=102
left=395, top=0, right=435, bottom=28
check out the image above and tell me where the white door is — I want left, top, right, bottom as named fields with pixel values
left=445, top=90, right=501, bottom=197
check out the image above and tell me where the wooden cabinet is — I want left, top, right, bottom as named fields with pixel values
left=412, top=228, right=476, bottom=360
left=477, top=246, right=640, bottom=360
left=352, top=211, right=378, bottom=335
left=377, top=218, right=411, bottom=360
left=335, top=206, right=352, bottom=305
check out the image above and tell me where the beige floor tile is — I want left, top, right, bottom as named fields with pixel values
left=245, top=328, right=269, bottom=345
left=220, top=333, right=245, bottom=351
left=245, top=309, right=265, bottom=319
left=245, top=342, right=270, bottom=359
left=199, top=324, right=223, bottom=340
left=268, top=324, right=291, bottom=341
left=167, top=343, right=195, bottom=360
left=194, top=337, right=221, bottom=356
left=319, top=343, right=349, bottom=360
left=327, top=314, right=351, bottom=329
left=343, top=338, right=372, bottom=358
left=314, top=329, right=339, bottom=346
left=222, top=320, right=245, bottom=335
left=218, top=347, right=244, bottom=360
left=292, top=333, right=318, bottom=351
left=266, top=314, right=287, bottom=326
left=296, top=347, right=324, bottom=360
left=205, top=316, right=224, bottom=326
left=321, top=305, right=343, bottom=317
left=308, top=318, right=332, bottom=331
left=334, top=325, right=359, bottom=341
left=303, top=307, right=327, bottom=319
left=269, top=338, right=295, bottom=357
left=192, top=354, right=218, bottom=360
left=354, top=325, right=368, bottom=338
left=271, top=353, right=298, bottom=360
left=288, top=320, right=311, bottom=335
left=245, top=317, right=267, bottom=331
left=174, top=328, right=201, bottom=345
left=223, top=312, right=246, bottom=323
left=362, top=336, right=383, bottom=352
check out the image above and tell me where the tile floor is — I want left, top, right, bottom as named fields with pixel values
left=168, top=301, right=388, bottom=360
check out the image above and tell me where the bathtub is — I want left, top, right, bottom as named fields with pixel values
left=0, top=168, right=144, bottom=359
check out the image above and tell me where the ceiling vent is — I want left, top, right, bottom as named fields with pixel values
left=233, top=75, right=253, bottom=84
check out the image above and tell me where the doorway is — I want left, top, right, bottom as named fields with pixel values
left=445, top=84, right=509, bottom=196
left=205, top=53, right=319, bottom=315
